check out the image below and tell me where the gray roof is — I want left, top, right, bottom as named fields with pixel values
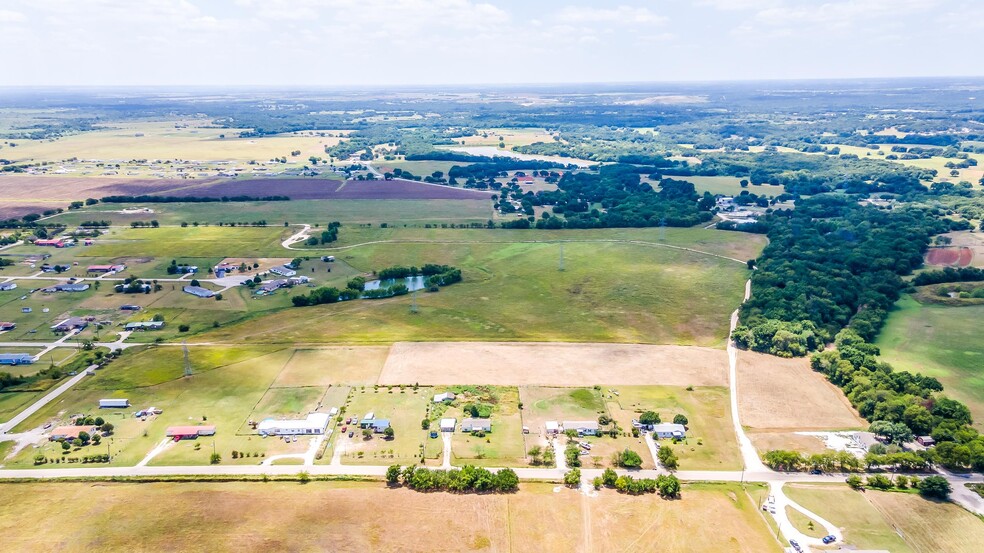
left=563, top=420, right=599, bottom=430
left=461, top=418, right=492, bottom=430
left=650, top=423, right=686, bottom=434
left=182, top=285, right=215, bottom=297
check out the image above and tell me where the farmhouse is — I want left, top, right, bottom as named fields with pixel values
left=269, top=266, right=297, bottom=277
left=182, top=285, right=216, bottom=298
left=433, top=392, right=456, bottom=403
left=33, top=239, right=68, bottom=248
left=365, top=419, right=392, bottom=433
left=51, top=317, right=89, bottom=332
left=125, top=321, right=165, bottom=331
left=99, top=398, right=130, bottom=409
left=0, top=282, right=17, bottom=291
left=257, top=413, right=331, bottom=436
left=43, top=283, right=90, bottom=293
left=0, top=322, right=16, bottom=331
left=0, top=353, right=33, bottom=366
left=461, top=418, right=492, bottom=433
left=514, top=175, right=534, bottom=183
left=166, top=425, right=216, bottom=440
left=650, top=423, right=687, bottom=439
left=440, top=418, right=457, bottom=432
left=916, top=436, right=936, bottom=447
left=562, top=421, right=599, bottom=436
left=87, top=264, right=126, bottom=273
left=49, top=425, right=98, bottom=441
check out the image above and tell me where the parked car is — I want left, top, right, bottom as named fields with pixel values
left=810, top=468, right=822, bottom=475
left=789, top=540, right=801, bottom=552
left=823, top=535, right=836, bottom=544
left=348, top=431, right=354, bottom=438
left=341, top=426, right=347, bottom=433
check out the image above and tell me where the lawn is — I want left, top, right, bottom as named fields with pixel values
left=199, top=229, right=756, bottom=346
left=335, top=386, right=431, bottom=466
left=81, top=226, right=290, bottom=259
left=612, top=385, right=741, bottom=470
left=0, top=480, right=781, bottom=553
left=439, top=386, right=527, bottom=467
left=785, top=485, right=912, bottom=552
left=876, top=295, right=984, bottom=429
left=679, top=175, right=785, bottom=197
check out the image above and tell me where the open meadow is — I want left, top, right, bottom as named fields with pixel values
left=0, top=480, right=782, bottom=553
left=876, top=296, right=984, bottom=429
left=785, top=484, right=984, bottom=553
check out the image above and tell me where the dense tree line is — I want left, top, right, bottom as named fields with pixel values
left=386, top=464, right=519, bottom=493
left=912, top=266, right=984, bottom=286
left=448, top=159, right=570, bottom=185
left=734, top=195, right=954, bottom=357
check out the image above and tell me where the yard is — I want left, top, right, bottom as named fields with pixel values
left=334, top=386, right=430, bottom=466
left=433, top=386, right=527, bottom=467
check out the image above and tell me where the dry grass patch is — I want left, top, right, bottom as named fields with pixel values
left=271, top=347, right=389, bottom=387
left=379, top=342, right=728, bottom=387
left=747, top=431, right=831, bottom=456
left=867, top=490, right=984, bottom=553
left=737, top=351, right=864, bottom=430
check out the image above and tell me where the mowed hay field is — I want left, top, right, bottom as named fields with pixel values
left=876, top=296, right=984, bottom=429
left=0, top=481, right=781, bottom=553
left=379, top=342, right=728, bottom=386
left=785, top=484, right=984, bottom=553
left=737, top=351, right=864, bottom=430
left=201, top=231, right=757, bottom=346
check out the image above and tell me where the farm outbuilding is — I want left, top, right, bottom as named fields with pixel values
left=545, top=421, right=560, bottom=435
left=270, top=266, right=297, bottom=277
left=166, top=425, right=216, bottom=440
left=182, top=285, right=216, bottom=298
left=0, top=282, right=17, bottom=291
left=125, top=321, right=165, bottom=331
left=0, top=322, right=16, bottom=331
left=0, top=353, right=33, bottom=365
left=257, top=413, right=330, bottom=436
left=433, top=392, right=455, bottom=403
left=99, top=398, right=130, bottom=409
left=439, top=418, right=457, bottom=432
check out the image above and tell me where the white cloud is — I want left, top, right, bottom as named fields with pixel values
left=0, top=9, right=26, bottom=23
left=557, top=5, right=666, bottom=25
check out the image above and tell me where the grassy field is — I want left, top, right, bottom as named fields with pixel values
left=335, top=386, right=431, bottom=465
left=613, top=386, right=740, bottom=470
left=0, top=480, right=781, bottom=553
left=199, top=229, right=757, bottom=346
left=81, top=225, right=290, bottom=259
left=678, top=175, right=785, bottom=197
left=785, top=484, right=913, bottom=552
left=49, top=198, right=494, bottom=226
left=443, top=386, right=527, bottom=467
left=876, top=296, right=984, bottom=429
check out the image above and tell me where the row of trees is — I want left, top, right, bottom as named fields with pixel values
left=846, top=473, right=951, bottom=499
left=385, top=464, right=519, bottom=493
left=587, top=467, right=682, bottom=497
left=912, top=266, right=984, bottom=286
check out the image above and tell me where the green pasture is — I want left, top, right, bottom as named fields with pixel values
left=200, top=230, right=753, bottom=346
left=443, top=386, right=527, bottom=467
left=680, top=175, right=785, bottom=197
left=336, top=386, right=431, bottom=466
left=784, top=485, right=913, bottom=553
left=876, top=295, right=984, bottom=429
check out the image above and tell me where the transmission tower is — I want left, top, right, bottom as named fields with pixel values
left=183, top=341, right=193, bottom=377
left=410, top=290, right=419, bottom=314
left=558, top=244, right=565, bottom=272
left=659, top=217, right=667, bottom=242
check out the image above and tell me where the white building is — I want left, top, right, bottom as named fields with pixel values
left=257, top=413, right=331, bottom=436
left=99, top=398, right=130, bottom=409
left=433, top=392, right=455, bottom=403
left=545, top=421, right=560, bottom=435
left=650, top=423, right=686, bottom=439
left=270, top=266, right=297, bottom=277
left=439, top=418, right=457, bottom=432
left=562, top=420, right=599, bottom=436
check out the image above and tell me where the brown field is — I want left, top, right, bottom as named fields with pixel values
left=737, top=351, right=864, bottom=430
left=925, top=246, right=974, bottom=267
left=0, top=481, right=780, bottom=553
left=378, top=342, right=728, bottom=386
left=271, top=346, right=390, bottom=387
left=747, top=431, right=831, bottom=456
left=866, top=490, right=984, bottom=553
left=941, top=231, right=984, bottom=268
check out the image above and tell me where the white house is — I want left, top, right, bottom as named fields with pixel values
left=650, top=423, right=686, bottom=439
left=257, top=413, right=331, bottom=436
left=270, top=266, right=297, bottom=277
left=461, top=418, right=492, bottom=433
left=562, top=420, right=599, bottom=436
left=439, top=418, right=457, bottom=432
left=545, top=421, right=560, bottom=435
left=433, top=392, right=455, bottom=403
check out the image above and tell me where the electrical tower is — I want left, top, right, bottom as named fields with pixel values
left=410, top=291, right=419, bottom=314
left=659, top=217, right=667, bottom=242
left=183, top=341, right=192, bottom=377
left=558, top=244, right=565, bottom=272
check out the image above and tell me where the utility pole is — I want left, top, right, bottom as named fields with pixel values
left=183, top=341, right=192, bottom=377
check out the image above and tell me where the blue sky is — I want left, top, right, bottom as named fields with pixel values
left=0, top=0, right=979, bottom=86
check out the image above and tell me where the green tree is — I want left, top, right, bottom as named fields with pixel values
left=602, top=467, right=618, bottom=487
left=384, top=427, right=395, bottom=439
left=386, top=464, right=402, bottom=486
left=210, top=452, right=221, bottom=464
left=617, top=448, right=643, bottom=468
left=672, top=414, right=688, bottom=426
left=640, top=411, right=660, bottom=425
left=527, top=445, right=543, bottom=465
left=494, top=468, right=519, bottom=491
left=657, top=445, right=679, bottom=471
left=563, top=468, right=581, bottom=487
left=919, top=476, right=951, bottom=500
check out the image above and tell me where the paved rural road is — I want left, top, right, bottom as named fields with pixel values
left=0, top=367, right=94, bottom=434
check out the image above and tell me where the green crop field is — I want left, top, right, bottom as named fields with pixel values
left=197, top=228, right=758, bottom=346
left=876, top=296, right=984, bottom=428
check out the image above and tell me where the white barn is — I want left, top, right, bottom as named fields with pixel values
left=99, top=398, right=130, bottom=409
